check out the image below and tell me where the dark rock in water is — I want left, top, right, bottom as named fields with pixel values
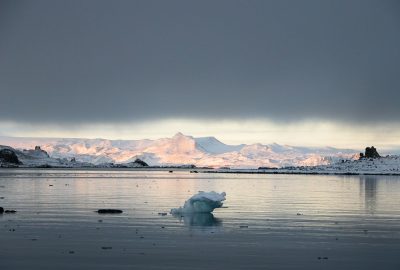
left=0, top=148, right=21, bottom=164
left=97, top=209, right=123, bottom=214
left=364, top=146, right=380, bottom=159
left=0, top=208, right=17, bottom=214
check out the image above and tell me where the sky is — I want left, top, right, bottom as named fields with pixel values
left=0, top=0, right=399, bottom=149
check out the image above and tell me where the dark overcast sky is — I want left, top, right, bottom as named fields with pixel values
left=0, top=0, right=399, bottom=125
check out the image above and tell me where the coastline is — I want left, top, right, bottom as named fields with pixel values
left=203, top=169, right=400, bottom=176
left=1, top=166, right=400, bottom=176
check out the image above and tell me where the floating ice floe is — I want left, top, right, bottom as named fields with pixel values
left=171, top=191, right=226, bottom=214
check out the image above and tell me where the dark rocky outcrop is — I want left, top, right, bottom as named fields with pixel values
left=36, top=164, right=53, bottom=168
left=364, top=146, right=381, bottom=159
left=258, top=167, right=275, bottom=170
left=133, top=158, right=148, bottom=167
left=23, top=146, right=50, bottom=158
left=0, top=148, right=21, bottom=164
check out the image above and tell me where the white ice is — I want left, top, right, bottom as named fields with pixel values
left=171, top=191, right=226, bottom=214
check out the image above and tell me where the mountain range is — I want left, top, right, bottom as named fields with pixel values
left=0, top=132, right=357, bottom=168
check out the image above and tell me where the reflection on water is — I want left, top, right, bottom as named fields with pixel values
left=172, top=212, right=221, bottom=227
left=359, top=176, right=377, bottom=214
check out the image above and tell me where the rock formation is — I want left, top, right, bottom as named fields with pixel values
left=133, top=158, right=148, bottom=167
left=0, top=148, right=21, bottom=164
left=361, top=146, right=381, bottom=159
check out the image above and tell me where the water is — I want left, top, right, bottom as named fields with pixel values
left=1, top=169, right=399, bottom=269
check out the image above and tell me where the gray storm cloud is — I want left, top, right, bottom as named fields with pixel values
left=0, top=0, right=399, bottom=124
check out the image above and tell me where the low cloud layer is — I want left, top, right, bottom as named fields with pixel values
left=1, top=0, right=399, bottom=124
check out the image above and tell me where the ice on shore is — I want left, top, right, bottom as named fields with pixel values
left=171, top=191, right=226, bottom=214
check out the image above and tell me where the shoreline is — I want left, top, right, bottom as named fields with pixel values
left=202, top=170, right=400, bottom=176
left=1, top=166, right=400, bottom=176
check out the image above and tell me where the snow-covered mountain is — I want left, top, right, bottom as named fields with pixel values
left=0, top=133, right=357, bottom=168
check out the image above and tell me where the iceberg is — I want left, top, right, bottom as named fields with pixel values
left=175, top=213, right=221, bottom=227
left=171, top=191, right=226, bottom=214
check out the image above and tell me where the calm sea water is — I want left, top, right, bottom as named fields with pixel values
left=1, top=169, right=399, bottom=270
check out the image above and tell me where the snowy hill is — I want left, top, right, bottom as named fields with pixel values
left=304, top=156, right=400, bottom=174
left=217, top=156, right=400, bottom=175
left=0, top=133, right=357, bottom=168
left=195, top=136, right=244, bottom=154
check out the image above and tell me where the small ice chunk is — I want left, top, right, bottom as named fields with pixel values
left=171, top=191, right=226, bottom=214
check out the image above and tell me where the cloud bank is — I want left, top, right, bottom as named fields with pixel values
left=0, top=0, right=399, bottom=124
